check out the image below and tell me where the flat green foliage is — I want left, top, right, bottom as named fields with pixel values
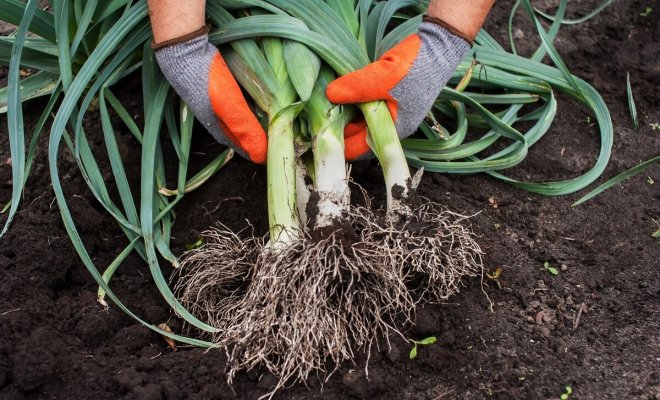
left=627, top=72, right=638, bottom=129
left=409, top=336, right=437, bottom=359
left=408, top=0, right=613, bottom=197
left=0, top=0, right=619, bottom=347
left=573, top=156, right=660, bottom=206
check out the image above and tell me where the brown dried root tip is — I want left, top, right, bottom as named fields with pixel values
left=174, top=201, right=483, bottom=398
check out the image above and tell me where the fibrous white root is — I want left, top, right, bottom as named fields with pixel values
left=176, top=202, right=483, bottom=395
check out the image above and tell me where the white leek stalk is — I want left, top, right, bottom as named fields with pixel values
left=304, top=66, right=353, bottom=229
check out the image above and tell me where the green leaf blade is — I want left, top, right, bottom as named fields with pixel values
left=418, top=336, right=437, bottom=345
left=409, top=346, right=418, bottom=359
left=626, top=72, right=638, bottom=129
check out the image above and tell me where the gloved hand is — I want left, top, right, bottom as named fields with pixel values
left=153, top=26, right=268, bottom=164
left=342, top=120, right=370, bottom=161
left=328, top=18, right=472, bottom=160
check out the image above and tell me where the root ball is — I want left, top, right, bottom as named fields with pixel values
left=176, top=202, right=483, bottom=393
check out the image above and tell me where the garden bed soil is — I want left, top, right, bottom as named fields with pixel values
left=1, top=1, right=658, bottom=399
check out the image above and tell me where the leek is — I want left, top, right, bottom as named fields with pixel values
left=303, top=65, right=354, bottom=230
left=223, top=39, right=304, bottom=246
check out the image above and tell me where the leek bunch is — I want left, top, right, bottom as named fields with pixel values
left=175, top=4, right=482, bottom=388
left=176, top=0, right=612, bottom=389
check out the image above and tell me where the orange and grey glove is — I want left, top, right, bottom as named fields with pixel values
left=153, top=26, right=268, bottom=164
left=328, top=18, right=472, bottom=160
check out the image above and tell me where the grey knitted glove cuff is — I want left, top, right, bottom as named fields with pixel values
left=154, top=34, right=245, bottom=156
left=391, top=22, right=471, bottom=139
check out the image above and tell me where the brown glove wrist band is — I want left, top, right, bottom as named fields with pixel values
left=422, top=15, right=474, bottom=47
left=151, top=25, right=210, bottom=51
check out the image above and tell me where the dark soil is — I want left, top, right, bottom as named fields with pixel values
left=1, top=1, right=658, bottom=399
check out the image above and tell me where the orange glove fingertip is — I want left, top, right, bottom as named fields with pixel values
left=326, top=34, right=422, bottom=125
left=343, top=120, right=370, bottom=161
left=209, top=52, right=268, bottom=165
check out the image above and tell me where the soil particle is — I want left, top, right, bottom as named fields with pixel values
left=384, top=344, right=404, bottom=362
left=391, top=183, right=406, bottom=201
left=342, top=368, right=385, bottom=399
left=312, top=219, right=360, bottom=246
left=116, top=368, right=147, bottom=391
left=305, top=190, right=322, bottom=231
left=11, top=328, right=57, bottom=393
left=410, top=306, right=440, bottom=337
left=256, top=373, right=279, bottom=390
left=127, top=383, right=163, bottom=400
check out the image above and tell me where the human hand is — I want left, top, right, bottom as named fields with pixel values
left=154, top=27, right=268, bottom=164
left=328, top=20, right=472, bottom=160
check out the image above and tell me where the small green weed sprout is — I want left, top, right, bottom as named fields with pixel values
left=185, top=236, right=204, bottom=251
left=543, top=261, right=559, bottom=276
left=409, top=336, right=437, bottom=359
left=560, top=386, right=573, bottom=399
left=640, top=7, right=653, bottom=16
left=584, top=116, right=595, bottom=127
